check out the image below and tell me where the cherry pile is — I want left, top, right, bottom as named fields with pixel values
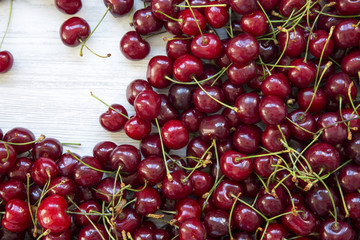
left=1, top=0, right=360, bottom=239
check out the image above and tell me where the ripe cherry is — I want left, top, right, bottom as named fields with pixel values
left=60, top=17, right=90, bottom=47
left=133, top=6, right=163, bottom=35
left=324, top=72, right=357, bottom=104
left=113, top=207, right=141, bottom=237
left=262, top=73, right=291, bottom=99
left=212, top=179, right=243, bottom=211
left=140, top=133, right=167, bottom=157
left=178, top=9, right=206, bottom=36
left=137, top=155, right=166, bottom=185
left=193, top=85, right=225, bottom=113
left=259, top=95, right=287, bottom=125
left=134, top=89, right=161, bottom=120
left=120, top=31, right=150, bottom=60
left=235, top=92, right=261, bottom=124
left=147, top=55, right=173, bottom=89
left=226, top=33, right=259, bottom=65
left=288, top=59, right=316, bottom=89
left=286, top=110, right=316, bottom=141
left=32, top=137, right=63, bottom=161
left=278, top=27, right=306, bottom=58
left=109, top=144, right=141, bottom=174
left=297, top=88, right=328, bottom=113
left=74, top=201, right=101, bottom=226
left=104, top=0, right=134, bottom=16
left=333, top=19, right=360, bottom=49
left=336, top=0, right=360, bottom=15
left=100, top=104, right=128, bottom=132
left=124, top=115, right=152, bottom=140
left=151, top=0, right=179, bottom=22
left=278, top=0, right=306, bottom=17
left=55, top=0, right=82, bottom=14
left=227, top=61, right=257, bottom=86
left=0, top=51, right=14, bottom=73
left=8, top=157, right=33, bottom=183
left=135, top=187, right=162, bottom=216
left=78, top=224, right=109, bottom=240
left=162, top=170, right=192, bottom=200
left=179, top=218, right=207, bottom=240
left=240, top=10, right=268, bottom=37
left=2, top=199, right=31, bottom=232
left=126, top=79, right=152, bottom=105
left=281, top=205, right=316, bottom=236
left=204, top=1, right=229, bottom=28
left=220, top=150, right=253, bottom=181
left=341, top=50, right=360, bottom=77
left=166, top=35, right=191, bottom=60
left=199, top=114, right=230, bottom=142
left=232, top=203, right=263, bottom=233
left=317, top=112, right=347, bottom=145
left=31, top=157, right=59, bottom=186
left=161, top=119, right=189, bottom=150
left=229, top=0, right=258, bottom=15
left=320, top=219, right=354, bottom=240
left=173, top=54, right=203, bottom=82
left=191, top=33, right=223, bottom=60
left=72, top=156, right=103, bottom=187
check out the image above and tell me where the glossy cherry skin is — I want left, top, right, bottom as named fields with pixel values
left=235, top=92, right=261, bottom=124
left=186, top=137, right=212, bottom=168
left=0, top=51, right=14, bottom=73
left=278, top=27, right=306, bottom=58
left=335, top=0, right=360, bottom=15
left=262, top=123, right=290, bottom=152
left=48, top=176, right=76, bottom=200
left=120, top=31, right=150, bottom=60
left=146, top=55, right=172, bottom=89
left=320, top=218, right=354, bottom=240
left=173, top=54, right=203, bottom=82
left=78, top=224, right=109, bottom=240
left=199, top=114, right=230, bottom=142
left=164, top=20, right=183, bottom=35
left=204, top=209, right=231, bottom=238
left=317, top=112, right=347, bottom=145
left=257, top=184, right=287, bottom=217
left=135, top=187, right=162, bottom=216
left=43, top=228, right=71, bottom=240
left=109, top=144, right=141, bottom=174
left=74, top=201, right=101, bottom=226
left=179, top=218, right=207, bottom=240
left=2, top=199, right=31, bottom=232
left=138, top=156, right=166, bottom=185
left=259, top=95, right=287, bottom=125
left=104, top=0, right=134, bottom=16
left=333, top=19, right=360, bottom=48
left=325, top=72, right=357, bottom=104
left=305, top=142, right=340, bottom=173
left=133, top=227, right=155, bottom=240
left=227, top=61, right=257, bottom=86
left=134, top=89, right=161, bottom=120
left=305, top=186, right=339, bottom=217
left=151, top=0, right=179, bottom=22
left=92, top=141, right=116, bottom=169
left=254, top=154, right=279, bottom=178
left=259, top=40, right=278, bottom=63
left=240, top=10, right=267, bottom=37
left=262, top=223, right=288, bottom=240
left=262, top=73, right=291, bottom=99
left=288, top=59, right=317, bottom=88
left=168, top=84, right=194, bottom=111
left=212, top=179, right=243, bottom=211
left=154, top=229, right=171, bottom=240
left=166, top=36, right=191, bottom=60
left=140, top=133, right=168, bottom=157
left=37, top=195, right=71, bottom=233
left=126, top=79, right=152, bottom=105
left=133, top=6, right=163, bottom=35
left=3, top=127, right=35, bottom=154
left=232, top=203, right=263, bottom=233
left=226, top=33, right=259, bottom=65
left=233, top=124, right=261, bottom=154
left=174, top=198, right=201, bottom=223
left=222, top=80, right=244, bottom=105
left=180, top=108, right=206, bottom=133
left=57, top=152, right=80, bottom=178
left=8, top=157, right=33, bottom=183
left=60, top=17, right=90, bottom=47
left=161, top=120, right=189, bottom=150
left=0, top=143, right=16, bottom=175
left=230, top=0, right=258, bottom=14
left=162, top=171, right=192, bottom=200
left=347, top=134, right=360, bottom=164
left=73, top=156, right=103, bottom=187
left=344, top=192, right=360, bottom=219
left=178, top=9, right=206, bottom=36
left=204, top=1, right=229, bottom=28
left=279, top=0, right=306, bottom=17
left=113, top=207, right=141, bottom=237
left=297, top=88, right=328, bottom=113
left=191, top=33, right=223, bottom=60
left=220, top=150, right=253, bottom=181
left=124, top=115, right=152, bottom=140
left=281, top=205, right=316, bottom=236
left=100, top=104, right=128, bottom=132
left=32, top=137, right=63, bottom=161
left=0, top=179, right=26, bottom=203
left=55, top=0, right=82, bottom=14
left=94, top=177, right=121, bottom=204
left=309, top=30, right=334, bottom=59
left=31, top=157, right=59, bottom=186
left=341, top=50, right=360, bottom=77
left=286, top=110, right=316, bottom=141
left=338, top=164, right=360, bottom=193
left=189, top=170, right=213, bottom=197
left=193, top=86, right=225, bottom=113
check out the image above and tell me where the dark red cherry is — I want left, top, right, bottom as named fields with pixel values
left=222, top=108, right=241, bottom=128
left=151, top=0, right=179, bottom=22
left=73, top=156, right=103, bottom=187
left=133, top=227, right=155, bottom=240
left=0, top=143, right=16, bottom=175
left=286, top=110, right=316, bottom=141
left=199, top=114, right=230, bottom=142
left=276, top=55, right=295, bottom=76
left=57, top=152, right=80, bottom=178
left=179, top=218, right=207, bottom=240
left=222, top=80, right=244, bottom=105
left=324, top=72, right=357, bottom=104
left=190, top=170, right=213, bottom=197
left=113, top=207, right=141, bottom=237
left=147, top=55, right=172, bottom=89
left=212, top=179, right=243, bottom=211
left=233, top=124, right=261, bottom=154
left=166, top=35, right=191, bottom=60
left=100, top=104, right=128, bottom=132
left=226, top=33, right=259, bottom=65
left=120, top=31, right=150, bottom=60
left=281, top=205, right=316, bottom=236
left=37, top=195, right=71, bottom=233
left=320, top=218, right=354, bottom=240
left=0, top=51, right=14, bottom=73
left=94, top=177, right=121, bottom=204
left=341, top=50, right=360, bottom=77
left=305, top=142, right=340, bottom=173
left=278, top=0, right=306, bottom=16
left=154, top=228, right=171, bottom=240
left=186, top=137, right=213, bottom=168
left=204, top=1, right=229, bottom=28
left=235, top=92, right=261, bottom=124
left=344, top=192, right=360, bottom=219
left=155, top=94, right=179, bottom=126
left=167, top=155, right=187, bottom=173
left=262, top=123, right=290, bottom=152
left=338, top=164, right=360, bottom=193
left=305, top=186, right=339, bottom=217
left=43, top=228, right=71, bottom=240
left=333, top=19, right=360, bottom=49
left=240, top=10, right=267, bottom=37
left=178, top=9, right=206, bottom=36
left=229, top=0, right=258, bottom=15
left=0, top=179, right=26, bottom=203
left=32, top=137, right=63, bottom=161
left=31, top=157, right=59, bottom=186
left=140, top=133, right=168, bottom=157
left=175, top=198, right=201, bottom=223
left=8, top=157, right=33, bottom=183
left=254, top=154, right=279, bottom=178
left=60, top=17, right=90, bottom=47
left=297, top=88, right=328, bottom=113
left=2, top=199, right=31, bottom=232
left=74, top=201, right=101, bottom=226
left=161, top=120, right=189, bottom=150
left=135, top=187, right=162, bottom=216
left=191, top=33, right=223, bottom=60
left=164, top=21, right=183, bottom=35
left=134, top=89, right=161, bottom=120
left=341, top=109, right=360, bottom=133
left=259, top=95, right=287, bottom=125
left=104, top=0, right=134, bottom=16
left=173, top=54, right=203, bottom=82
left=133, top=6, right=163, bottom=35
left=168, top=84, right=195, bottom=111
left=162, top=171, right=192, bottom=200
left=309, top=30, right=334, bottom=59
left=257, top=184, right=287, bottom=217
left=346, top=134, right=360, bottom=165
left=92, top=141, right=116, bottom=169
left=227, top=61, right=257, bottom=86
left=232, top=203, right=263, bottom=233
left=55, top=0, right=82, bottom=14
left=220, top=150, right=253, bottom=181
left=261, top=223, right=288, bottom=240
left=180, top=108, right=206, bottom=133
left=288, top=59, right=317, bottom=88
left=193, top=85, right=225, bottom=113
left=278, top=27, right=306, bottom=58
left=336, top=0, right=360, bottom=15
left=109, top=144, right=141, bottom=173
left=124, top=115, right=152, bottom=140
left=262, top=73, right=291, bottom=99
left=78, top=224, right=109, bottom=240
left=126, top=79, right=152, bottom=105
left=137, top=155, right=166, bottom=185
left=259, top=40, right=279, bottom=63
left=317, top=112, right=347, bottom=145
left=204, top=209, right=231, bottom=238
left=48, top=176, right=76, bottom=200
left=3, top=127, right=35, bottom=154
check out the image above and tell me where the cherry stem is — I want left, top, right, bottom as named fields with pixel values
left=228, top=192, right=241, bottom=239
left=235, top=150, right=289, bottom=162
left=230, top=193, right=269, bottom=222
left=257, top=0, right=277, bottom=43
left=0, top=0, right=13, bottom=51
left=201, top=175, right=224, bottom=212
left=348, top=81, right=360, bottom=118
left=314, top=10, right=360, bottom=19
left=175, top=4, right=227, bottom=8
left=155, top=10, right=181, bottom=22
left=154, top=118, right=172, bottom=181
left=67, top=150, right=114, bottom=174
left=26, top=173, right=37, bottom=238
left=36, top=229, right=51, bottom=240
left=184, top=0, right=205, bottom=44
left=227, top=8, right=234, bottom=38
left=90, top=92, right=130, bottom=119
left=335, top=174, right=350, bottom=218
left=79, top=6, right=111, bottom=57
left=268, top=26, right=289, bottom=74
left=1, top=142, right=10, bottom=163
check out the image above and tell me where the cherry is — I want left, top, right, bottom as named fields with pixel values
left=156, top=94, right=179, bottom=125
left=32, top=137, right=63, bottom=161
left=212, top=179, right=243, bottom=211
left=222, top=80, right=244, bottom=105
left=233, top=124, right=262, bottom=154
left=48, top=176, right=76, bottom=200
left=0, top=143, right=16, bottom=174
left=0, top=179, right=26, bottom=203
left=161, top=120, right=189, bottom=150
left=286, top=110, right=316, bottom=141
left=140, top=133, right=168, bottom=157
left=240, top=10, right=268, bottom=37
left=338, top=164, right=360, bottom=193
left=199, top=114, right=230, bottom=142
left=3, top=127, right=35, bottom=154
left=7, top=157, right=33, bottom=183
left=281, top=205, right=316, bottom=236
left=193, top=85, right=225, bottom=113
left=124, top=115, right=152, bottom=140
left=60, top=17, right=90, bottom=47
left=276, top=55, right=295, bottom=76
left=344, top=192, right=360, bottom=219
left=31, top=157, right=59, bottom=186
left=2, top=199, right=31, bottom=232
left=99, top=104, right=128, bottom=132
left=0, top=51, right=14, bottom=73
left=173, top=54, right=203, bottom=82
left=257, top=184, right=287, bottom=217
left=220, top=150, right=253, bottom=181
left=259, top=95, right=287, bottom=125
left=204, top=1, right=229, bottom=28
left=137, top=155, right=166, bottom=185
left=226, top=33, right=260, bottom=65
left=320, top=219, right=354, bottom=240
left=297, top=88, right=328, bottom=113
left=72, top=156, right=103, bottom=187
left=133, top=6, right=163, bottom=35
left=126, top=79, right=152, bottom=105
left=166, top=35, right=191, bottom=60
left=222, top=108, right=241, bottom=128
left=179, top=218, right=207, bottom=240
left=262, top=73, right=291, bottom=99
left=133, top=227, right=154, bottom=240
left=162, top=170, right=192, bottom=200
left=254, top=154, right=279, bottom=178
left=37, top=195, right=71, bottom=233
left=189, top=170, right=213, bottom=197
left=113, top=207, right=141, bottom=237
left=288, top=59, right=317, bottom=89
left=174, top=198, right=201, bottom=223
left=235, top=92, right=261, bottom=124
left=305, top=142, right=340, bottom=173
left=347, top=134, right=360, bottom=164
left=78, top=224, right=109, bottom=240
left=134, top=89, right=161, bottom=120
left=135, top=187, right=162, bottom=216
left=229, top=0, right=258, bottom=15
left=104, top=0, right=134, bottom=16
left=191, top=33, right=223, bottom=60
left=92, top=141, right=116, bottom=169
left=309, top=30, right=334, bottom=59
left=259, top=40, right=279, bottom=63
left=232, top=203, right=263, bottom=233
left=154, top=228, right=171, bottom=240
left=178, top=9, right=206, bottom=36
left=29, top=184, right=42, bottom=205
left=180, top=107, right=206, bottom=133
left=325, top=72, right=357, bottom=104
left=55, top=0, right=82, bottom=14
left=151, top=0, right=180, bottom=22
left=109, top=144, right=140, bottom=173
left=94, top=177, right=121, bottom=204
left=120, top=31, right=150, bottom=60
left=305, top=186, right=339, bottom=217
left=186, top=137, right=212, bottom=168
left=261, top=223, right=288, bottom=240
left=57, top=152, right=80, bottom=178
left=167, top=155, right=187, bottom=173
left=74, top=200, right=101, bottom=226
left=227, top=61, right=257, bottom=86
left=147, top=55, right=172, bottom=89
left=317, top=8, right=341, bottom=32
left=168, top=84, right=195, bottom=111
left=278, top=27, right=306, bottom=58
left=341, top=50, right=360, bottom=77
left=317, top=112, right=347, bottom=145
left=262, top=123, right=290, bottom=152
left=204, top=209, right=231, bottom=238
left=189, top=0, right=209, bottom=11
left=336, top=0, right=360, bottom=15
left=333, top=19, right=360, bottom=49
left=43, top=228, right=71, bottom=240
left=278, top=0, right=306, bottom=16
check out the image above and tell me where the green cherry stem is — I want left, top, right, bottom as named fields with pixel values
left=0, top=0, right=13, bottom=51
left=90, top=92, right=130, bottom=120
left=154, top=118, right=172, bottom=181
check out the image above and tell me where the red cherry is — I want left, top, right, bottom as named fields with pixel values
left=278, top=27, right=306, bottom=58
left=336, top=0, right=360, bottom=15
left=151, top=0, right=180, bottom=22
left=31, top=157, right=59, bottom=186
left=341, top=50, right=360, bottom=77
left=133, top=6, right=163, bottom=35
left=204, top=1, right=229, bottom=28
left=259, top=95, right=287, bottom=125
left=178, top=9, right=206, bottom=36
left=309, top=30, right=334, bottom=59
left=229, top=0, right=258, bottom=15
left=147, top=55, right=173, bottom=89
left=179, top=218, right=207, bottom=240
left=60, top=17, right=90, bottom=47
left=73, top=156, right=103, bottom=187
left=333, top=19, right=360, bottom=49
left=134, top=89, right=161, bottom=120
left=0, top=50, right=14, bottom=73
left=99, top=104, right=128, bottom=132
left=120, top=31, right=150, bottom=60
left=161, top=120, right=189, bottom=150
left=55, top=0, right=82, bottom=14
left=279, top=0, right=306, bottom=17
left=240, top=10, right=268, bottom=37
left=226, top=33, right=260, bottom=65
left=104, top=0, right=134, bottom=16
left=74, top=201, right=101, bottom=226
left=2, top=199, right=31, bottom=232
left=191, top=33, right=223, bottom=60
left=173, top=54, right=203, bottom=82
left=220, top=150, right=253, bottom=181
left=162, top=170, right=192, bottom=200
left=0, top=143, right=17, bottom=174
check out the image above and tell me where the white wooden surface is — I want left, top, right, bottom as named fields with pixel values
left=0, top=0, right=169, bottom=155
